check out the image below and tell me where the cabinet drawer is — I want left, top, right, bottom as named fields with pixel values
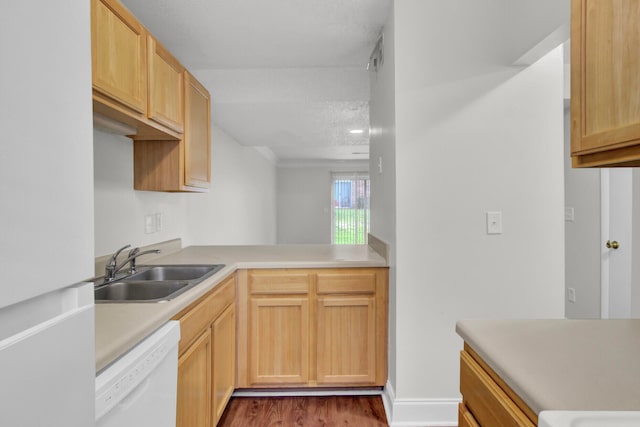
left=458, top=403, right=480, bottom=427
left=175, top=276, right=235, bottom=354
left=460, top=350, right=535, bottom=427
left=248, top=270, right=310, bottom=295
left=317, top=271, right=376, bottom=294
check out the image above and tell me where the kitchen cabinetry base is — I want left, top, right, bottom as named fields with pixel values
left=173, top=274, right=236, bottom=427
left=237, top=268, right=388, bottom=389
left=459, top=344, right=536, bottom=427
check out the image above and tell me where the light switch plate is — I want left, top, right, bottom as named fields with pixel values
left=565, top=207, right=575, bottom=222
left=486, top=211, right=503, bottom=235
left=144, top=214, right=156, bottom=234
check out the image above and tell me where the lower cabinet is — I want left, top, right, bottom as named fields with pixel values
left=177, top=330, right=211, bottom=427
left=249, top=295, right=310, bottom=385
left=211, top=303, right=236, bottom=425
left=459, top=345, right=536, bottom=427
left=236, top=268, right=388, bottom=388
left=316, top=294, right=376, bottom=385
left=174, top=274, right=236, bottom=427
left=458, top=403, right=480, bottom=427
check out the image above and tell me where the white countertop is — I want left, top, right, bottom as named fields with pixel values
left=96, top=244, right=387, bottom=372
left=456, top=319, right=640, bottom=415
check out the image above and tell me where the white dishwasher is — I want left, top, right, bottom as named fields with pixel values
left=95, top=321, right=180, bottom=427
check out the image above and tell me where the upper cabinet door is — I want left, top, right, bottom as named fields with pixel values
left=91, top=0, right=147, bottom=114
left=184, top=71, right=211, bottom=189
left=148, top=36, right=184, bottom=133
left=571, top=0, right=640, bottom=167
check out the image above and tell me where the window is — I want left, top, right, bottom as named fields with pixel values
left=331, top=173, right=370, bottom=244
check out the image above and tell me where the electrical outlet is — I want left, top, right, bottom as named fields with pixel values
left=568, top=287, right=576, bottom=303
left=155, top=212, right=163, bottom=232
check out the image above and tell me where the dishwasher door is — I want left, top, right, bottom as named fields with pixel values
left=96, top=321, right=180, bottom=427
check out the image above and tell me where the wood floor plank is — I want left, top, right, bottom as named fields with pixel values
left=217, top=395, right=389, bottom=427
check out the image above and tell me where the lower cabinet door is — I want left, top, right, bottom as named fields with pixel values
left=316, top=296, right=377, bottom=385
left=212, top=304, right=236, bottom=425
left=177, top=329, right=211, bottom=427
left=249, top=297, right=309, bottom=385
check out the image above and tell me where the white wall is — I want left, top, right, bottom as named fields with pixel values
left=186, top=126, right=277, bottom=245
left=94, top=125, right=277, bottom=257
left=380, top=2, right=566, bottom=423
left=564, top=109, right=601, bottom=319
left=0, top=1, right=94, bottom=307
left=93, top=130, right=190, bottom=256
left=276, top=162, right=368, bottom=244
left=368, top=5, right=397, bottom=392
left=633, top=170, right=640, bottom=318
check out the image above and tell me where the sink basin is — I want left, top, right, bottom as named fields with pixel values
left=94, top=281, right=192, bottom=303
left=95, top=264, right=225, bottom=303
left=127, top=265, right=222, bottom=281
left=539, top=411, right=640, bottom=427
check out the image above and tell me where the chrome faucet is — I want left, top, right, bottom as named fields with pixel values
left=126, top=247, right=160, bottom=274
left=104, top=244, right=161, bottom=282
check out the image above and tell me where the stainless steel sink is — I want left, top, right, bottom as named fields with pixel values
left=127, top=265, right=221, bottom=281
left=94, top=281, right=193, bottom=303
left=94, top=264, right=225, bottom=303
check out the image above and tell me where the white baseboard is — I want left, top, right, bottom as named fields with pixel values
left=382, top=381, right=460, bottom=427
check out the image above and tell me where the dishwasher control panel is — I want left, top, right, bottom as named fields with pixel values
left=95, top=322, right=180, bottom=421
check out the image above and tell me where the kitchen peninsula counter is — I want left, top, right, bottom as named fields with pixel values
left=456, top=319, right=640, bottom=416
left=95, top=244, right=388, bottom=372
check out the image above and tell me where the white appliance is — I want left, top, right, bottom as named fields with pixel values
left=96, top=321, right=180, bottom=427
left=0, top=282, right=96, bottom=427
left=1, top=0, right=96, bottom=425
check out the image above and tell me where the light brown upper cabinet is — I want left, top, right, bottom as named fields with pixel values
left=147, top=36, right=184, bottom=133
left=571, top=0, right=640, bottom=167
left=92, top=0, right=212, bottom=191
left=91, top=0, right=147, bottom=114
left=133, top=72, right=211, bottom=192
left=91, top=0, right=181, bottom=140
left=183, top=71, right=212, bottom=189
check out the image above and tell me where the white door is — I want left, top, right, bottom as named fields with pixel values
left=601, top=168, right=633, bottom=319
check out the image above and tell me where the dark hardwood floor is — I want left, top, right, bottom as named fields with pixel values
left=217, top=395, right=389, bottom=427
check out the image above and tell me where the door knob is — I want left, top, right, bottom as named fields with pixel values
left=606, top=240, right=620, bottom=249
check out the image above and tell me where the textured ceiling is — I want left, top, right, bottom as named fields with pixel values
left=121, top=0, right=392, bottom=164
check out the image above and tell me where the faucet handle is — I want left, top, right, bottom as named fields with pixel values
left=108, top=244, right=131, bottom=266
left=128, top=248, right=160, bottom=274
left=127, top=247, right=140, bottom=258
